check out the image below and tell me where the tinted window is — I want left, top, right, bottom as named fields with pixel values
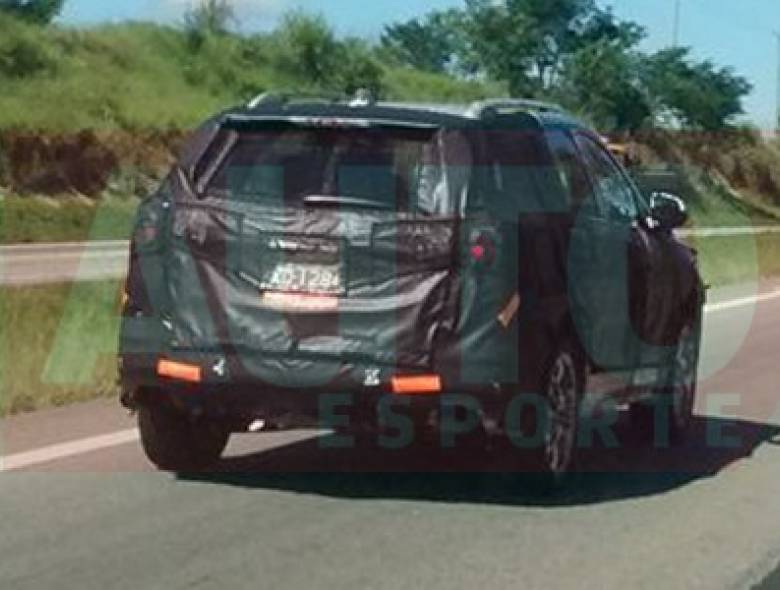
left=545, top=129, right=592, bottom=211
left=575, top=134, right=639, bottom=220
left=204, top=125, right=466, bottom=215
left=475, top=122, right=562, bottom=217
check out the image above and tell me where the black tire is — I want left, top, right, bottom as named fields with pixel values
left=510, top=341, right=585, bottom=492
left=138, top=404, right=230, bottom=471
left=630, top=320, right=701, bottom=446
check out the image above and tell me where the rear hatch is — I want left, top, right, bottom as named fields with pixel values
left=167, top=118, right=471, bottom=374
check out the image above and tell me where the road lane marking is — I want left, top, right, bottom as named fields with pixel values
left=705, top=290, right=780, bottom=314
left=2, top=288, right=780, bottom=470
left=679, top=226, right=780, bottom=237
left=1, top=429, right=139, bottom=471
left=0, top=240, right=129, bottom=253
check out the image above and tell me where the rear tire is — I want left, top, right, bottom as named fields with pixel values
left=138, top=404, right=230, bottom=471
left=509, top=341, right=585, bottom=493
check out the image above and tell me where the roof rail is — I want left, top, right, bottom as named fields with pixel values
left=349, top=88, right=376, bottom=108
left=246, top=92, right=288, bottom=109
left=467, top=98, right=566, bottom=118
left=246, top=91, right=344, bottom=110
left=247, top=89, right=382, bottom=110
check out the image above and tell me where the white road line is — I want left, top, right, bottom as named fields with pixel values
left=0, top=240, right=129, bottom=253
left=680, top=226, right=780, bottom=238
left=705, top=290, right=780, bottom=314
left=5, top=251, right=128, bottom=260
left=1, top=429, right=139, bottom=471
left=2, top=288, right=780, bottom=471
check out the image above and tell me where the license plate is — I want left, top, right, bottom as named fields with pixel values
left=262, top=262, right=343, bottom=295
left=261, top=291, right=339, bottom=312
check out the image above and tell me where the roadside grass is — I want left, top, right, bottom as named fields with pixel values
left=690, top=232, right=780, bottom=288
left=686, top=186, right=780, bottom=228
left=1, top=194, right=137, bottom=243
left=0, top=19, right=501, bottom=132
left=0, top=280, right=123, bottom=415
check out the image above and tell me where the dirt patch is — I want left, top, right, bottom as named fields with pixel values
left=0, top=129, right=188, bottom=197
left=632, top=129, right=780, bottom=205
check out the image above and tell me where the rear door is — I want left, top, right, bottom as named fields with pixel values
left=568, top=132, right=640, bottom=370
left=453, top=119, right=571, bottom=385
left=567, top=132, right=691, bottom=371
left=166, top=121, right=467, bottom=379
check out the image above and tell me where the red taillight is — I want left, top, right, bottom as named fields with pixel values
left=391, top=375, right=442, bottom=395
left=157, top=360, right=202, bottom=383
left=470, top=233, right=496, bottom=265
left=470, top=243, right=487, bottom=261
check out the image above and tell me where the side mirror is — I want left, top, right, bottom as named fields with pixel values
left=650, top=192, right=688, bottom=230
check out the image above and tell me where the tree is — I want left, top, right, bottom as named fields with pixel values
left=274, top=12, right=341, bottom=85
left=380, top=10, right=465, bottom=74
left=335, top=37, right=384, bottom=97
left=460, top=0, right=540, bottom=96
left=273, top=12, right=384, bottom=97
left=0, top=0, right=64, bottom=25
left=556, top=9, right=649, bottom=131
left=184, top=0, right=234, bottom=38
left=558, top=40, right=651, bottom=131
left=641, top=48, right=752, bottom=130
left=460, top=0, right=642, bottom=96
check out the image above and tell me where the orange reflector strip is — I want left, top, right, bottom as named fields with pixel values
left=157, top=360, right=202, bottom=383
left=391, top=375, right=442, bottom=395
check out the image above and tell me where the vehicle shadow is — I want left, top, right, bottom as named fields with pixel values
left=179, top=414, right=780, bottom=507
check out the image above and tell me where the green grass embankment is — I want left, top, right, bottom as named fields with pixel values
left=0, top=17, right=499, bottom=132
left=1, top=195, right=137, bottom=243
left=1, top=280, right=123, bottom=415
left=691, top=232, right=780, bottom=288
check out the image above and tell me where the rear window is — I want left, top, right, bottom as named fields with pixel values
left=201, top=124, right=471, bottom=215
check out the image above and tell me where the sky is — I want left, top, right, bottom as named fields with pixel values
left=59, top=0, right=780, bottom=131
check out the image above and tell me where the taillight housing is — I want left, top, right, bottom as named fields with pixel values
left=470, top=232, right=497, bottom=266
left=133, top=224, right=159, bottom=248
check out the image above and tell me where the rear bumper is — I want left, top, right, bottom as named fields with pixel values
left=119, top=352, right=506, bottom=425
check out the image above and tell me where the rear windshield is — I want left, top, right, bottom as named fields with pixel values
left=202, top=124, right=471, bottom=215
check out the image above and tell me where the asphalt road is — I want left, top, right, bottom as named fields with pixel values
left=1, top=284, right=780, bottom=589
left=0, top=241, right=129, bottom=286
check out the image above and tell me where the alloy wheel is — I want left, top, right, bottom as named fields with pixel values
left=544, top=352, right=580, bottom=476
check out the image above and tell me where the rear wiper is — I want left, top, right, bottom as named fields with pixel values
left=303, top=194, right=393, bottom=210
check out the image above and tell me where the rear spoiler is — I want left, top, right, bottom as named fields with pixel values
left=186, top=114, right=444, bottom=196
left=221, top=113, right=441, bottom=130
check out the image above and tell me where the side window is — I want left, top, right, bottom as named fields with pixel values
left=545, top=130, right=593, bottom=212
left=575, top=134, right=639, bottom=221
left=475, top=120, right=558, bottom=218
